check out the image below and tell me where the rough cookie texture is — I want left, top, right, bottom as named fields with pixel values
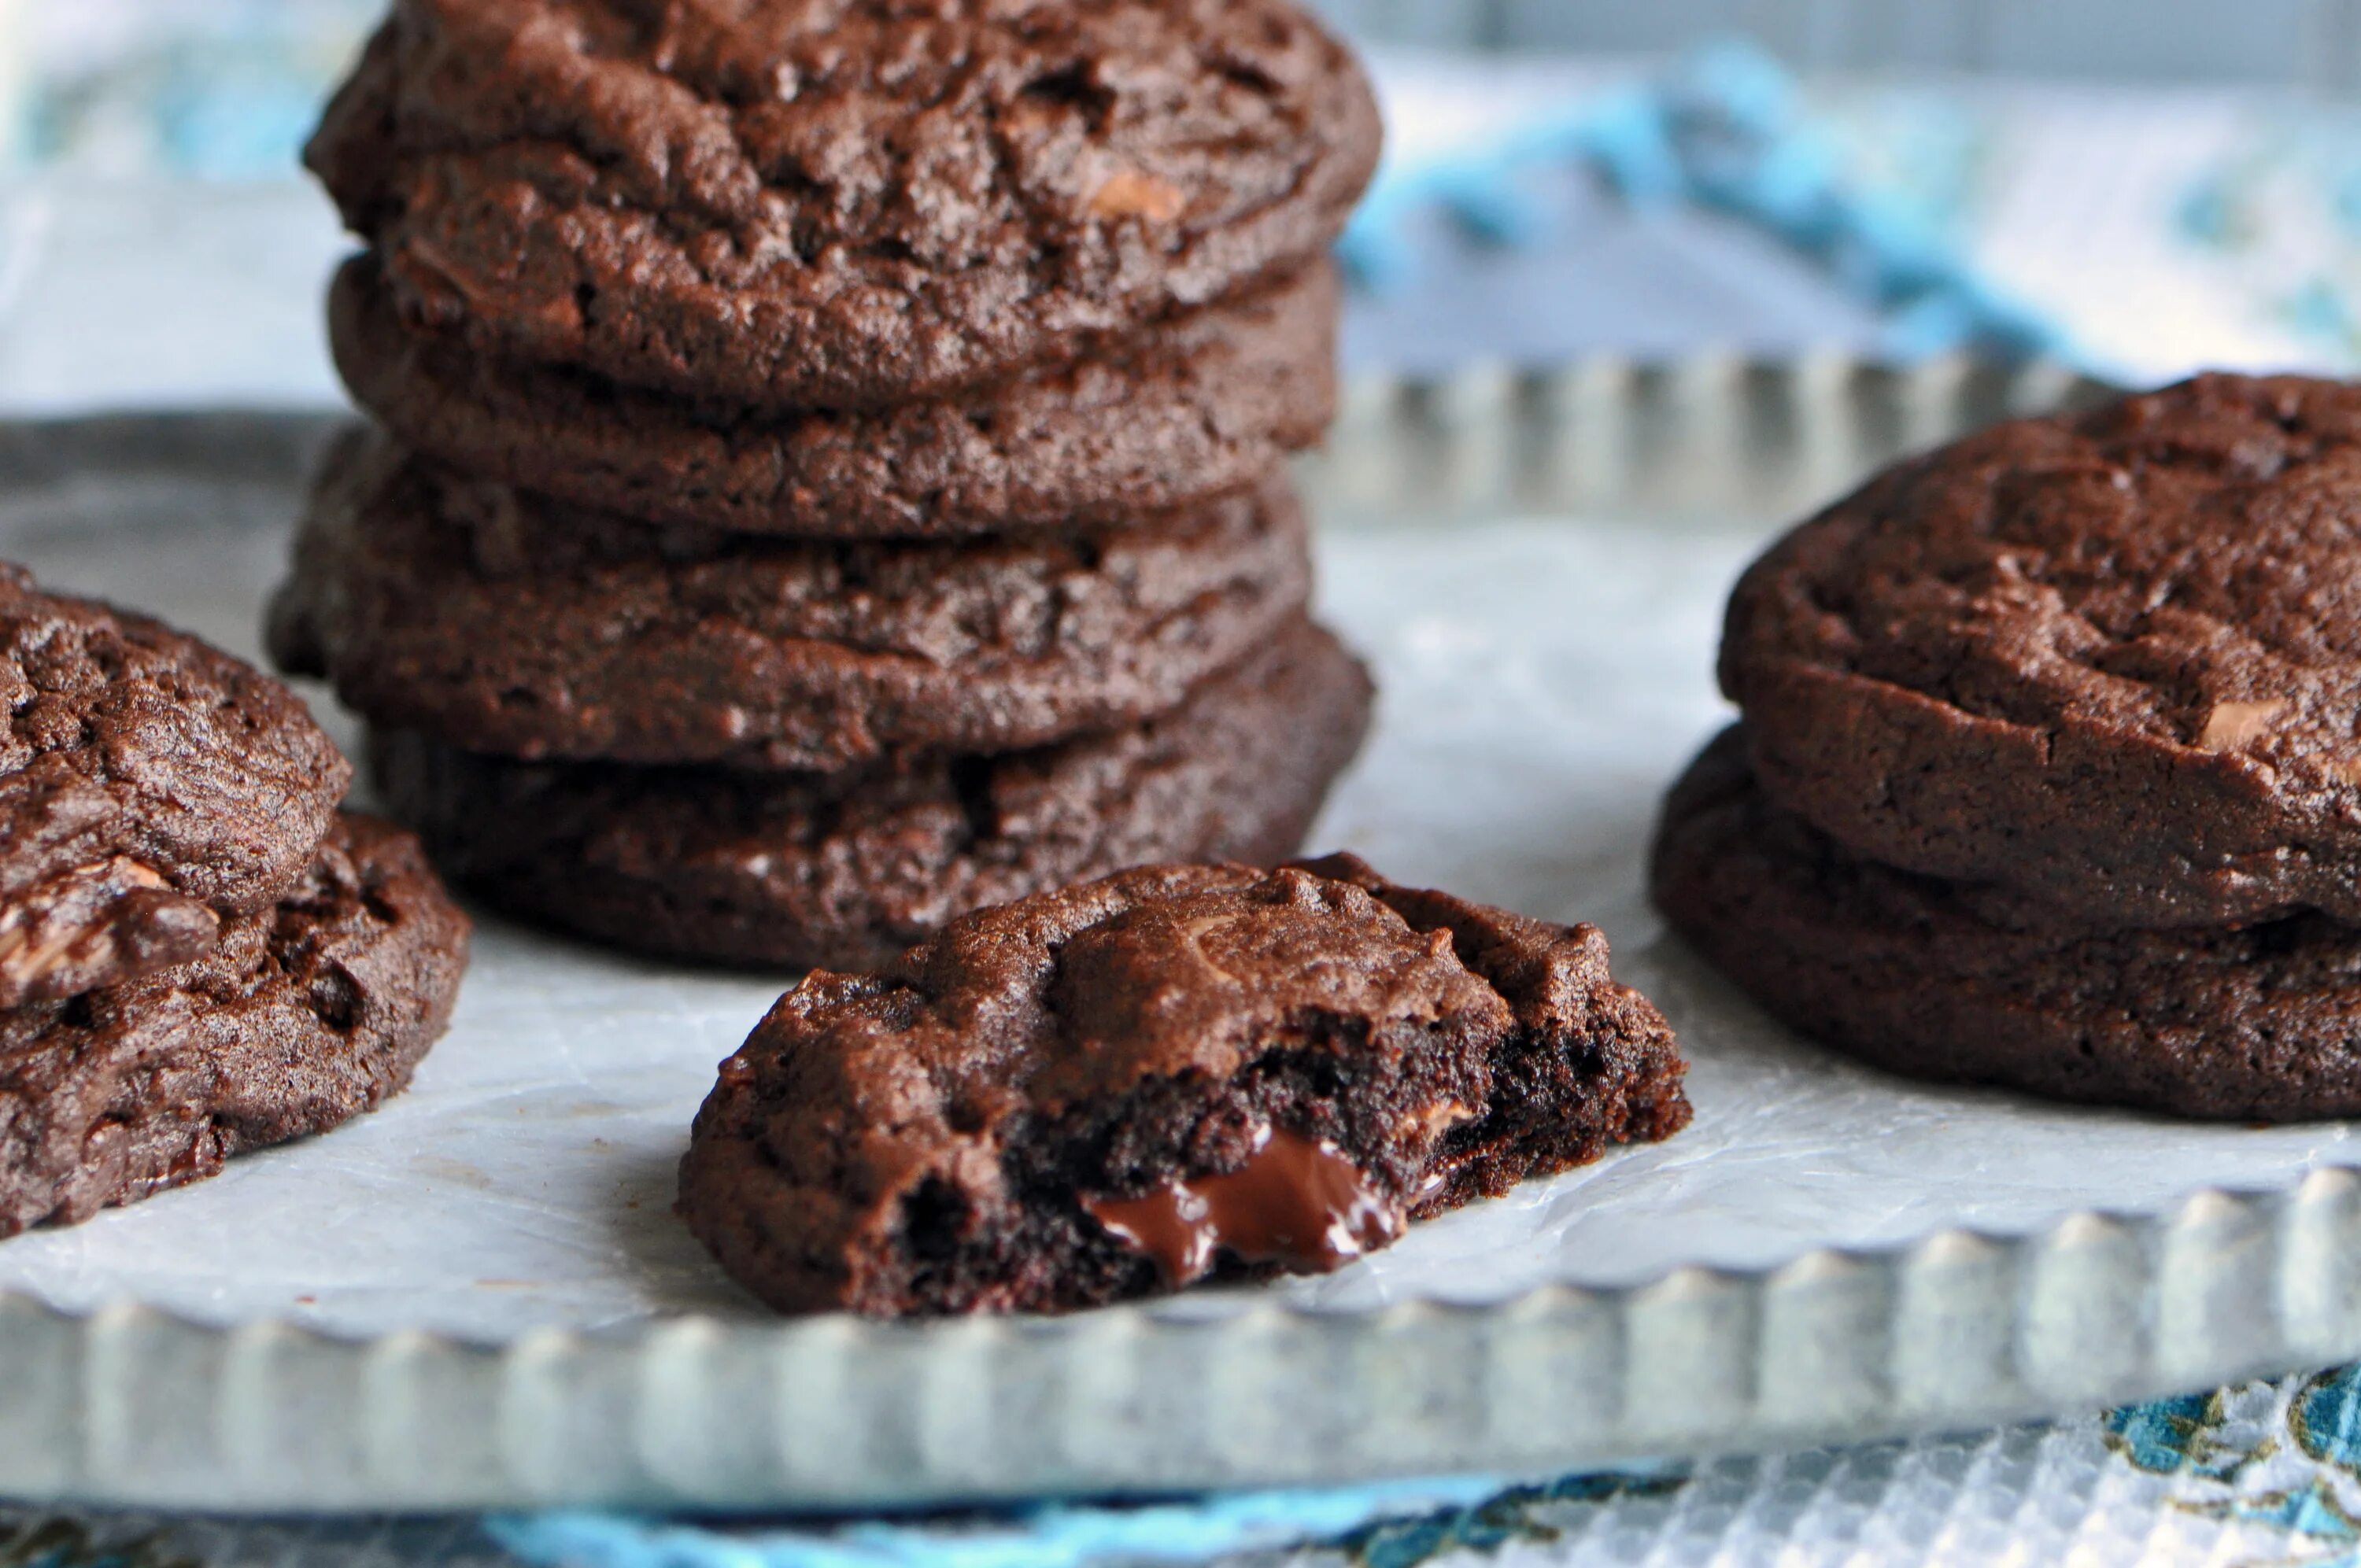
left=307, top=0, right=1382, bottom=410
left=269, top=430, right=1314, bottom=771
left=371, top=618, right=1374, bottom=971
left=0, top=813, right=470, bottom=1234
left=1724, top=372, right=2361, bottom=929
left=679, top=854, right=1689, bottom=1316
left=2, top=563, right=352, bottom=1008
left=331, top=252, right=1339, bottom=537
left=1653, top=726, right=2361, bottom=1122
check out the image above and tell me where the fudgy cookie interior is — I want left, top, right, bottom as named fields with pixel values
left=682, top=856, right=1688, bottom=1316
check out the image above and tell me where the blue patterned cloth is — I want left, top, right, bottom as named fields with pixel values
left=12, top=1376, right=2361, bottom=1566
left=1338, top=42, right=2061, bottom=363
left=486, top=1478, right=1520, bottom=1568
left=0, top=1372, right=2300, bottom=1568
left=2104, top=1367, right=2361, bottom=1551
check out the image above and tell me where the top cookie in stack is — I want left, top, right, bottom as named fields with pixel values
left=1653, top=373, right=2361, bottom=1121
left=275, top=0, right=1384, bottom=972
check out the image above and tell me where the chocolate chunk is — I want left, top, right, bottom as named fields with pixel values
left=1084, top=1125, right=1403, bottom=1286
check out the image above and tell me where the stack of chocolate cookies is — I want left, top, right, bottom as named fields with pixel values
left=1654, top=373, right=2361, bottom=1122
left=271, top=0, right=1384, bottom=971
left=0, top=563, right=467, bottom=1232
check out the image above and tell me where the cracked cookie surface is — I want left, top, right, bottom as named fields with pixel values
left=308, top=0, right=1380, bottom=411
left=1, top=563, right=350, bottom=1007
left=330, top=252, right=1339, bottom=538
left=1723, top=372, right=2361, bottom=928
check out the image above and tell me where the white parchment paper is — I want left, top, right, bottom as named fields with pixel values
left=3, top=490, right=2353, bottom=1343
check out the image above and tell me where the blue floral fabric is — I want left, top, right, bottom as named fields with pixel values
left=423, top=1374, right=2361, bottom=1566
left=1338, top=43, right=2060, bottom=363
left=2102, top=1367, right=2361, bottom=1555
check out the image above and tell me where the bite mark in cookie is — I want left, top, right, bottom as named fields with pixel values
left=678, top=854, right=1688, bottom=1316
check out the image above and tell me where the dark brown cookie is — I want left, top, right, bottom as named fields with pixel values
left=1653, top=725, right=2361, bottom=1121
left=269, top=430, right=1314, bottom=772
left=1723, top=372, right=2361, bottom=929
left=0, top=813, right=470, bottom=1234
left=330, top=253, right=1339, bottom=539
left=679, top=854, right=1688, bottom=1317
left=307, top=0, right=1381, bottom=411
left=370, top=618, right=1374, bottom=972
left=1, top=563, right=352, bottom=1009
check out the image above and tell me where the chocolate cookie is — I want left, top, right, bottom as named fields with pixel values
left=371, top=618, right=1373, bottom=972
left=307, top=0, right=1381, bottom=411
left=680, top=854, right=1689, bottom=1316
left=1653, top=725, right=2361, bottom=1121
left=269, top=431, right=1314, bottom=771
left=0, top=813, right=469, bottom=1234
left=1723, top=373, right=2361, bottom=929
left=330, top=253, right=1339, bottom=539
left=2, top=563, right=351, bottom=1009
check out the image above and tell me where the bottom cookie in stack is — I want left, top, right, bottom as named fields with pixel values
left=1651, top=726, right=2361, bottom=1122
left=372, top=618, right=1373, bottom=972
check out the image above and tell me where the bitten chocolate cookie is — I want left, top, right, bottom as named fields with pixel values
left=1653, top=726, right=2361, bottom=1121
left=0, top=813, right=469, bottom=1234
left=2, top=563, right=351, bottom=1009
left=371, top=618, right=1373, bottom=972
left=268, top=431, right=1314, bottom=771
left=680, top=854, right=1689, bottom=1317
left=1723, top=372, right=2361, bottom=929
left=308, top=0, right=1382, bottom=411
left=331, top=253, right=1339, bottom=539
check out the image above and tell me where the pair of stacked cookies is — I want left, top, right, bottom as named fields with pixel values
left=1654, top=374, right=2361, bottom=1121
left=268, top=0, right=1384, bottom=971
left=0, top=564, right=466, bottom=1232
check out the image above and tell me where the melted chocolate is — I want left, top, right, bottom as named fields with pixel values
left=1083, top=1126, right=1405, bottom=1286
